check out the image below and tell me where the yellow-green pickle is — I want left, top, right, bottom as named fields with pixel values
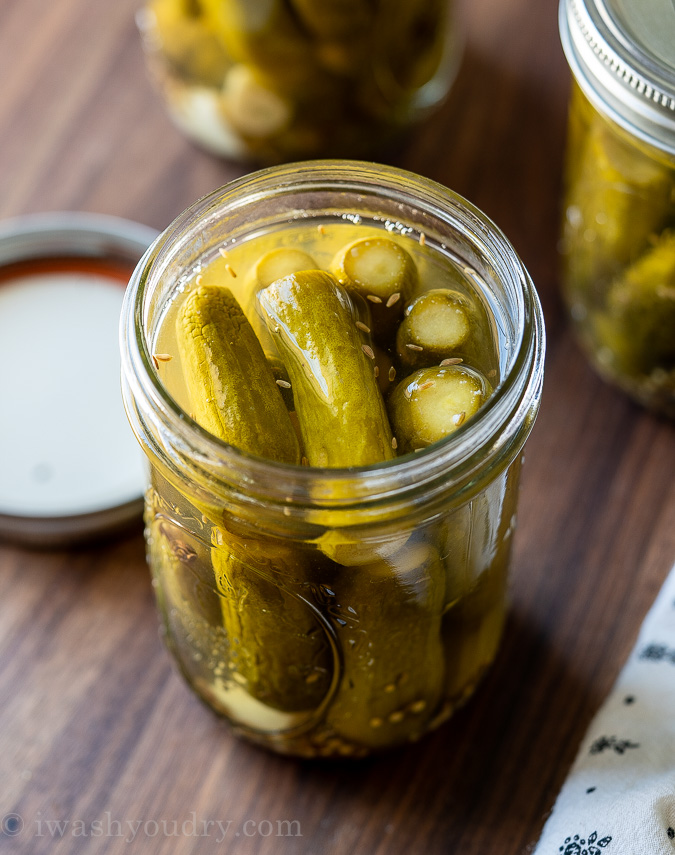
left=559, top=0, right=675, bottom=415
left=137, top=0, right=459, bottom=163
left=121, top=163, right=544, bottom=756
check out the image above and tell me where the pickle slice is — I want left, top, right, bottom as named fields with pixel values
left=396, top=288, right=470, bottom=368
left=331, top=236, right=418, bottom=341
left=388, top=364, right=492, bottom=453
left=257, top=270, right=395, bottom=467
left=176, top=284, right=300, bottom=463
left=323, top=540, right=446, bottom=750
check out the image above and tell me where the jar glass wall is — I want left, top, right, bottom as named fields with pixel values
left=137, top=0, right=460, bottom=164
left=120, top=162, right=545, bottom=757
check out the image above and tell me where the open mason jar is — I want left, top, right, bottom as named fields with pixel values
left=120, top=161, right=544, bottom=757
left=559, top=0, right=675, bottom=416
left=136, top=0, right=460, bottom=164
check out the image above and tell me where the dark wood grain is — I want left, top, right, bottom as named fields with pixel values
left=1, top=0, right=673, bottom=852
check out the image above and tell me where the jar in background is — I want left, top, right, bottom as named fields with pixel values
left=559, top=0, right=675, bottom=416
left=137, top=0, right=460, bottom=164
left=120, top=162, right=544, bottom=757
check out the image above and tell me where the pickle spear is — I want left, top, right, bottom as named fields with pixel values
left=388, top=365, right=492, bottom=454
left=258, top=270, right=395, bottom=467
left=331, top=237, right=418, bottom=342
left=323, top=540, right=446, bottom=750
left=176, top=283, right=300, bottom=462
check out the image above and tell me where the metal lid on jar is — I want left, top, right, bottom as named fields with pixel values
left=0, top=212, right=158, bottom=547
left=560, top=0, right=675, bottom=153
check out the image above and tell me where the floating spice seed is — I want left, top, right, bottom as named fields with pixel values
left=225, top=264, right=237, bottom=278
left=195, top=274, right=203, bottom=286
left=388, top=366, right=396, bottom=382
left=391, top=437, right=398, bottom=450
left=388, top=711, right=404, bottom=724
left=154, top=353, right=173, bottom=362
left=406, top=343, right=424, bottom=352
left=362, top=344, right=375, bottom=360
left=452, top=411, right=466, bottom=426
left=355, top=320, right=371, bottom=333
left=276, top=379, right=292, bottom=389
left=440, top=357, right=463, bottom=366
left=367, top=294, right=383, bottom=304
left=386, top=292, right=401, bottom=308
left=218, top=246, right=229, bottom=259
left=418, top=380, right=435, bottom=390
left=419, top=232, right=426, bottom=246
left=374, top=365, right=380, bottom=378
left=317, top=224, right=326, bottom=236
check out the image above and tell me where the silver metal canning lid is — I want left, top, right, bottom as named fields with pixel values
left=560, top=0, right=675, bottom=154
left=0, top=212, right=158, bottom=548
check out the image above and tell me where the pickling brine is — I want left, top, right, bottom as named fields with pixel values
left=120, top=162, right=545, bottom=756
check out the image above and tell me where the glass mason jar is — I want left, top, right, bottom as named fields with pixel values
left=136, top=0, right=460, bottom=164
left=559, top=0, right=675, bottom=416
left=120, top=161, right=545, bottom=757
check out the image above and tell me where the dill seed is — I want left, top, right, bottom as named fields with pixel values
left=419, top=380, right=435, bottom=390
left=195, top=274, right=203, bottom=286
left=388, top=366, right=396, bottom=382
left=452, top=411, right=466, bottom=426
left=386, top=292, right=401, bottom=308
left=151, top=355, right=159, bottom=369
left=440, top=357, right=463, bottom=366
left=218, top=246, right=229, bottom=259
left=406, top=343, right=424, bottom=352
left=374, top=365, right=380, bottom=378
left=301, top=456, right=309, bottom=467
left=488, top=369, right=497, bottom=378
left=355, top=320, right=371, bottom=333
left=317, top=224, right=326, bottom=236
left=362, top=344, right=375, bottom=360
left=225, top=264, right=237, bottom=278
left=154, top=353, right=172, bottom=362
left=367, top=294, right=383, bottom=304
left=391, top=437, right=398, bottom=450
left=419, top=232, right=426, bottom=246
left=276, top=379, right=291, bottom=389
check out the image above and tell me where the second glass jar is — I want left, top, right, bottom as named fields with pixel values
left=137, top=0, right=460, bottom=164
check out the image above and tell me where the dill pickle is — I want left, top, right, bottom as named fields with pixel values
left=396, top=288, right=496, bottom=374
left=323, top=540, right=445, bottom=749
left=562, top=97, right=673, bottom=302
left=331, top=236, right=418, bottom=342
left=211, top=532, right=332, bottom=712
left=177, top=285, right=335, bottom=713
left=257, top=270, right=395, bottom=467
left=595, top=229, right=675, bottom=376
left=388, top=365, right=492, bottom=454
left=176, top=284, right=300, bottom=462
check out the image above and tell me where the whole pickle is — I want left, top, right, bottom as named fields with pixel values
left=322, top=539, right=446, bottom=750
left=176, top=283, right=300, bottom=462
left=257, top=270, right=395, bottom=467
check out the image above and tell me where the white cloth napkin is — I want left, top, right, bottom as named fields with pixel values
left=533, top=563, right=675, bottom=855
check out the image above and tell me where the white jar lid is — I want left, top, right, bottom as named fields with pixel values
left=560, top=0, right=675, bottom=153
left=0, top=212, right=158, bottom=546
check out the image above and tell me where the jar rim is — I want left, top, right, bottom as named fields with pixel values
left=560, top=0, right=675, bottom=155
left=120, top=161, right=545, bottom=512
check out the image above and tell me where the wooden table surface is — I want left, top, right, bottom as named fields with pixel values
left=1, top=1, right=674, bottom=853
